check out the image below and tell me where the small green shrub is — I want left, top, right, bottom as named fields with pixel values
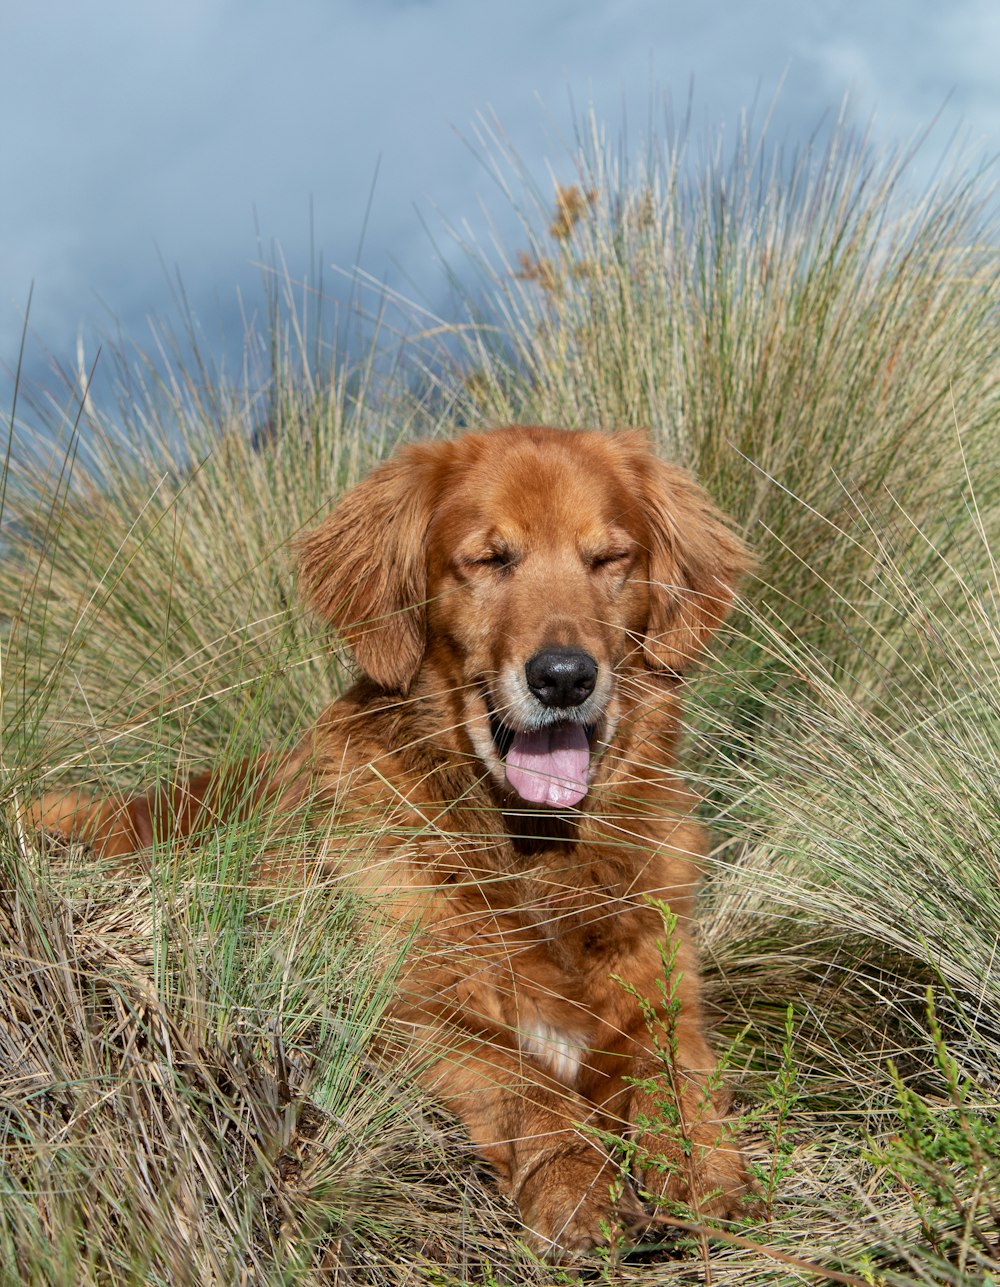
left=870, top=990, right=1000, bottom=1281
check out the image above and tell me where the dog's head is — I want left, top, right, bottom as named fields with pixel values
left=298, top=427, right=749, bottom=807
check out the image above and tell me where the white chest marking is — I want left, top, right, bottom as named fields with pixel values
left=519, top=1022, right=588, bottom=1085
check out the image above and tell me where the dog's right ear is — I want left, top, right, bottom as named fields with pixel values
left=296, top=443, right=443, bottom=692
left=619, top=438, right=752, bottom=675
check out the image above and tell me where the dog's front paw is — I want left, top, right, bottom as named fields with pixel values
left=514, top=1141, right=652, bottom=1261
left=636, top=1124, right=754, bottom=1223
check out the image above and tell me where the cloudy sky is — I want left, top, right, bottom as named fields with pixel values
left=3, top=0, right=997, bottom=416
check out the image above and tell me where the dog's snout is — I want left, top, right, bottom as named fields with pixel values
left=525, top=647, right=598, bottom=709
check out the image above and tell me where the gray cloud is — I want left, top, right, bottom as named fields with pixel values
left=2, top=0, right=996, bottom=411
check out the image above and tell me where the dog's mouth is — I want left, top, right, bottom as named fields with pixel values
left=488, top=710, right=597, bottom=809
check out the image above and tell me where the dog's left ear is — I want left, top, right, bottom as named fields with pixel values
left=295, top=442, right=444, bottom=692
left=628, top=448, right=751, bottom=674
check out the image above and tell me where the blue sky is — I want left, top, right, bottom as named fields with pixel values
left=2, top=0, right=997, bottom=416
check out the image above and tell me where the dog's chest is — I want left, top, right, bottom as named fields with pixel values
left=489, top=884, right=642, bottom=1086
left=518, top=1018, right=590, bottom=1084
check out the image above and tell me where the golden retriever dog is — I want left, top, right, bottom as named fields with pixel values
left=35, top=426, right=753, bottom=1258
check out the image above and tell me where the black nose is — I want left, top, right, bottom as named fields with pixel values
left=524, top=647, right=598, bottom=709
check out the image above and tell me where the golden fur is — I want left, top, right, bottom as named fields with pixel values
left=36, top=426, right=753, bottom=1257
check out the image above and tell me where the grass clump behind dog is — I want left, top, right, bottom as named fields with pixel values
left=1, top=103, right=999, bottom=1281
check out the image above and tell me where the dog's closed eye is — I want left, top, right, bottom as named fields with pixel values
left=463, top=547, right=519, bottom=572
left=587, top=547, right=633, bottom=570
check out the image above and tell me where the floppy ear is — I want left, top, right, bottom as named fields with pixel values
left=629, top=448, right=751, bottom=674
left=296, top=444, right=442, bottom=692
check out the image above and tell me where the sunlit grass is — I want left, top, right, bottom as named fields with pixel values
left=1, top=104, right=998, bottom=1282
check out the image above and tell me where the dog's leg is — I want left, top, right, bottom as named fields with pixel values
left=621, top=1048, right=750, bottom=1222
left=414, top=1032, right=650, bottom=1260
left=586, top=943, right=752, bottom=1223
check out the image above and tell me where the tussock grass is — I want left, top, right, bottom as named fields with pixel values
left=1, top=281, right=445, bottom=793
left=0, top=834, right=527, bottom=1284
left=437, top=110, right=998, bottom=687
left=1, top=105, right=998, bottom=1282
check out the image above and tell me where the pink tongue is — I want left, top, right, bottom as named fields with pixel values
left=505, top=722, right=591, bottom=808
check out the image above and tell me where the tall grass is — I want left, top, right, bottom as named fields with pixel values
left=437, top=110, right=997, bottom=687
left=2, top=267, right=440, bottom=791
left=1, top=105, right=998, bottom=1282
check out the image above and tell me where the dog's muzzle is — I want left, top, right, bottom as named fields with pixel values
left=497, top=647, right=601, bottom=809
left=524, top=647, right=597, bottom=709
